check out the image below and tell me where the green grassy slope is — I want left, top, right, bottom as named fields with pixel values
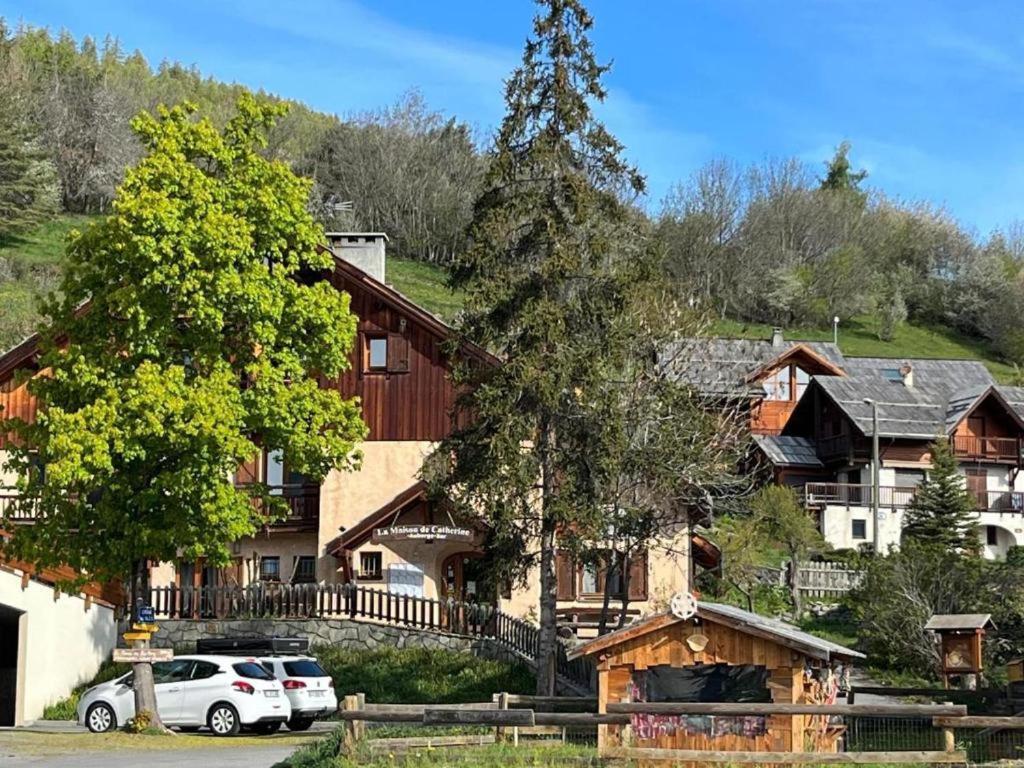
left=1, top=216, right=1015, bottom=381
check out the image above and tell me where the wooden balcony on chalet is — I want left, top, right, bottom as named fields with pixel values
left=804, top=482, right=1024, bottom=514
left=950, top=435, right=1024, bottom=464
left=2, top=484, right=321, bottom=532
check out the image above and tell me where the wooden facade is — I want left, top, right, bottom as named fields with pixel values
left=748, top=346, right=846, bottom=436
left=570, top=607, right=862, bottom=758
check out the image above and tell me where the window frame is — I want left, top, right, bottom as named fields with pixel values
left=293, top=555, right=317, bottom=584
left=259, top=555, right=281, bottom=582
left=359, top=551, right=383, bottom=581
left=851, top=519, right=867, bottom=540
left=362, top=333, right=389, bottom=373
left=987, top=525, right=999, bottom=546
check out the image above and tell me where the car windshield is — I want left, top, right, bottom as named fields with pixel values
left=283, top=660, right=328, bottom=677
left=233, top=661, right=275, bottom=680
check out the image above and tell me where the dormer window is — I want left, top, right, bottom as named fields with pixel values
left=762, top=365, right=810, bottom=402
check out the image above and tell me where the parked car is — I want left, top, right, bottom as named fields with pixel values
left=77, top=655, right=291, bottom=735
left=258, top=655, right=337, bottom=731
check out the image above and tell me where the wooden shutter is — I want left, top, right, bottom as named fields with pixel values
left=387, top=332, right=410, bottom=373
left=235, top=452, right=261, bottom=484
left=556, top=550, right=576, bottom=600
left=627, top=551, right=648, bottom=601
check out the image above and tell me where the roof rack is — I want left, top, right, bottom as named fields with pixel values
left=195, top=636, right=309, bottom=656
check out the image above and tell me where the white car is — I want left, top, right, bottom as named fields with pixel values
left=258, top=655, right=337, bottom=730
left=77, top=655, right=291, bottom=736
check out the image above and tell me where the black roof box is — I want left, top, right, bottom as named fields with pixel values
left=196, top=636, right=309, bottom=655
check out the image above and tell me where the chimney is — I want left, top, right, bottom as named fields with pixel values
left=326, top=232, right=388, bottom=283
left=900, top=362, right=914, bottom=388
left=771, top=327, right=785, bottom=348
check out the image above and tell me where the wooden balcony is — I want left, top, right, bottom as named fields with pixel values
left=244, top=483, right=321, bottom=532
left=805, top=482, right=1024, bottom=514
left=0, top=491, right=40, bottom=524
left=950, top=435, right=1023, bottom=463
left=805, top=483, right=917, bottom=510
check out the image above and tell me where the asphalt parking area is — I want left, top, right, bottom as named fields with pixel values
left=0, top=723, right=330, bottom=768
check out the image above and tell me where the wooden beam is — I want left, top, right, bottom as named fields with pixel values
left=423, top=708, right=534, bottom=727
left=608, top=702, right=967, bottom=716
left=535, top=712, right=629, bottom=726
left=934, top=715, right=1024, bottom=729
left=602, top=748, right=968, bottom=764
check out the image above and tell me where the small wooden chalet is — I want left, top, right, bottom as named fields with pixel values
left=568, top=600, right=863, bottom=756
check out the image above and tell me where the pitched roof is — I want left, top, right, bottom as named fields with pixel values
left=325, top=480, right=428, bottom=555
left=567, top=600, right=864, bottom=662
left=924, top=614, right=993, bottom=631
left=752, top=435, right=823, bottom=467
left=662, top=338, right=845, bottom=397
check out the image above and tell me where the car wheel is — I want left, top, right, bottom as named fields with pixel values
left=207, top=703, right=241, bottom=737
left=286, top=717, right=314, bottom=732
left=252, top=721, right=281, bottom=735
left=85, top=702, right=117, bottom=733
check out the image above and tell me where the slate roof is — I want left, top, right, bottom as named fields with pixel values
left=662, top=338, right=845, bottom=396
left=752, top=435, right=823, bottom=467
left=842, top=358, right=994, bottom=393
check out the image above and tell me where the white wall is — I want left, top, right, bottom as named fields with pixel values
left=821, top=504, right=904, bottom=552
left=0, top=569, right=116, bottom=724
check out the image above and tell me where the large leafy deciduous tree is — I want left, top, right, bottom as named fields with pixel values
left=427, top=0, right=650, bottom=695
left=902, top=439, right=981, bottom=554
left=0, top=94, right=366, bottom=728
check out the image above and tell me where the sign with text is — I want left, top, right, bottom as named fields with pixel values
left=372, top=524, right=474, bottom=545
left=113, top=647, right=173, bottom=664
left=137, top=605, right=155, bottom=624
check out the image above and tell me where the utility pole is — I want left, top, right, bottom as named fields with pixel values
left=864, top=398, right=880, bottom=553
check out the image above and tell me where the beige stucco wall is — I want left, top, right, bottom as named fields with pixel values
left=0, top=568, right=117, bottom=724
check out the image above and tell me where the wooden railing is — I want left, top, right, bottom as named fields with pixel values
left=0, top=490, right=40, bottom=523
left=805, top=483, right=917, bottom=509
left=145, top=582, right=593, bottom=690
left=951, top=435, right=1022, bottom=463
left=244, top=483, right=320, bottom=529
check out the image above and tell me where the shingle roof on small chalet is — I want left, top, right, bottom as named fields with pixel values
left=662, top=338, right=845, bottom=397
left=924, top=614, right=993, bottom=631
left=566, top=600, right=864, bottom=662
left=752, top=435, right=823, bottom=467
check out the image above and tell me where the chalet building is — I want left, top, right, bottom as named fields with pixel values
left=664, top=329, right=846, bottom=435
left=753, top=358, right=1024, bottom=558
left=0, top=233, right=713, bottom=633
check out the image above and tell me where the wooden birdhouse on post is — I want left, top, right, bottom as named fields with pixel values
left=924, top=613, right=993, bottom=689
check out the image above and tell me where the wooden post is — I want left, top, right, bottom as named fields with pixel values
left=355, top=692, right=366, bottom=742
left=342, top=695, right=361, bottom=753
left=943, top=700, right=955, bottom=755
left=597, top=667, right=609, bottom=756
left=495, top=692, right=509, bottom=743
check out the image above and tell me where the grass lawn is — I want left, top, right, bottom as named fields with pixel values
left=0, top=214, right=93, bottom=267
left=317, top=646, right=535, bottom=705
left=0, top=729, right=316, bottom=758
left=387, top=257, right=464, bottom=320
left=712, top=316, right=1017, bottom=382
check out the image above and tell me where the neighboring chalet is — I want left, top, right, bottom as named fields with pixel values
left=755, top=358, right=1024, bottom=558
left=0, top=234, right=714, bottom=635
left=665, top=328, right=846, bottom=435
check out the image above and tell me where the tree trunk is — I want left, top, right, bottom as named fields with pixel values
left=535, top=421, right=558, bottom=697
left=617, top=552, right=631, bottom=630
left=129, top=559, right=166, bottom=731
left=597, top=561, right=614, bottom=636
left=787, top=556, right=802, bottom=619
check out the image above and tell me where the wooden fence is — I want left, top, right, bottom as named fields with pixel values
left=757, top=561, right=863, bottom=599
left=145, top=582, right=593, bottom=690
left=336, top=694, right=980, bottom=763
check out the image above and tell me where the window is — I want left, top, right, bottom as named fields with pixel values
left=560, top=549, right=647, bottom=601
left=987, top=526, right=999, bottom=546
left=762, top=369, right=791, bottom=401
left=359, top=551, right=383, bottom=580
left=794, top=366, right=810, bottom=400
left=882, top=368, right=903, bottom=383
left=190, top=661, right=220, bottom=681
left=293, top=555, right=317, bottom=584
left=365, top=335, right=388, bottom=371
left=283, top=660, right=328, bottom=678
left=152, top=660, right=193, bottom=685
left=232, top=662, right=275, bottom=680
left=851, top=519, right=867, bottom=540
left=581, top=559, right=623, bottom=597
left=259, top=556, right=281, bottom=582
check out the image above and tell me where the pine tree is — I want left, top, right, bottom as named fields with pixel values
left=820, top=140, right=867, bottom=201
left=902, top=439, right=981, bottom=554
left=0, top=91, right=57, bottom=241
left=430, top=0, right=647, bottom=695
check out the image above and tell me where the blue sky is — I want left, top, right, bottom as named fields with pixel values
left=4, top=0, right=1024, bottom=235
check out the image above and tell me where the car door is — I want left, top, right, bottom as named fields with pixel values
left=152, top=659, right=192, bottom=724
left=179, top=660, right=225, bottom=725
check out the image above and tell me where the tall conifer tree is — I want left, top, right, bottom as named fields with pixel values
left=902, top=439, right=981, bottom=554
left=430, top=0, right=646, bottom=694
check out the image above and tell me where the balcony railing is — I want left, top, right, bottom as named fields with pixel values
left=0, top=491, right=40, bottom=523
left=244, top=483, right=320, bottom=530
left=805, top=482, right=1024, bottom=514
left=805, top=483, right=918, bottom=509
left=951, top=435, right=1023, bottom=463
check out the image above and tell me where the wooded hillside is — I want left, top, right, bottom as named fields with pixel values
left=1, top=21, right=1022, bottom=375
